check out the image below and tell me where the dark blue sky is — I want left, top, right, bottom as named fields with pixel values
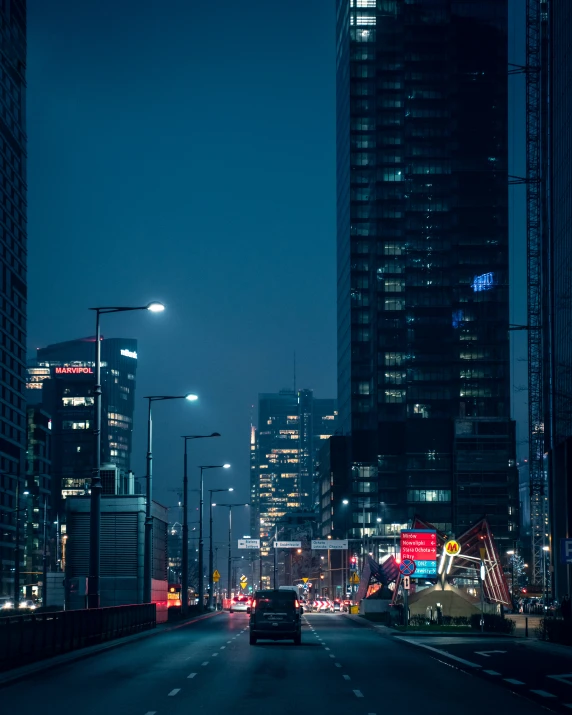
left=26, top=1, right=528, bottom=552
left=26, top=0, right=337, bottom=545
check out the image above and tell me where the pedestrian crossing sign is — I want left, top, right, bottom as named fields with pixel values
left=213, top=570, right=221, bottom=582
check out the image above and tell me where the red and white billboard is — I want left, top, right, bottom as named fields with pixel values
left=400, top=529, right=437, bottom=577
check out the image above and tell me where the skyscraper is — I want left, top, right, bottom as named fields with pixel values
left=0, top=0, right=27, bottom=598
left=336, top=0, right=517, bottom=547
left=26, top=337, right=138, bottom=515
left=250, top=389, right=337, bottom=560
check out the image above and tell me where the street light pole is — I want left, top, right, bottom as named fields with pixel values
left=87, top=301, right=165, bottom=609
left=208, top=488, right=233, bottom=610
left=197, top=465, right=230, bottom=610
left=14, top=477, right=21, bottom=606
left=181, top=435, right=221, bottom=616
left=143, top=391, right=198, bottom=604
left=213, top=503, right=249, bottom=599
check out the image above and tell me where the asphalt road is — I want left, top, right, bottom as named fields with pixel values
left=0, top=613, right=550, bottom=715
left=396, top=632, right=572, bottom=712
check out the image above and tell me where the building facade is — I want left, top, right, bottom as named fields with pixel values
left=336, top=0, right=517, bottom=550
left=26, top=337, right=138, bottom=515
left=0, top=0, right=27, bottom=598
left=548, top=1, right=572, bottom=600
left=250, top=389, right=337, bottom=560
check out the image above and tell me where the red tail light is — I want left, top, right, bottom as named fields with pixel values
left=251, top=599, right=257, bottom=611
left=295, top=599, right=300, bottom=608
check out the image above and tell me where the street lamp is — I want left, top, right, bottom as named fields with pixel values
left=143, top=392, right=198, bottom=604
left=181, top=434, right=221, bottom=616
left=213, top=503, right=249, bottom=599
left=87, top=301, right=165, bottom=609
left=208, top=488, right=233, bottom=609
left=197, top=465, right=230, bottom=610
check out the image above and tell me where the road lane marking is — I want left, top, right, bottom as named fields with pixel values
left=330, top=655, right=335, bottom=658
left=202, top=661, right=209, bottom=666
left=343, top=675, right=351, bottom=680
left=483, top=670, right=500, bottom=676
left=325, top=647, right=330, bottom=650
left=395, top=638, right=481, bottom=668
left=187, top=673, right=197, bottom=679
left=335, top=663, right=341, bottom=667
left=220, top=646, right=226, bottom=649
left=227, top=640, right=232, bottom=643
left=564, top=705, right=572, bottom=709
left=530, top=690, right=556, bottom=698
left=504, top=679, right=525, bottom=685
left=353, top=690, right=364, bottom=698
left=168, top=689, right=181, bottom=696
left=548, top=674, right=572, bottom=685
left=144, top=712, right=157, bottom=714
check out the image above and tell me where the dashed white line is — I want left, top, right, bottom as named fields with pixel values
left=168, top=689, right=181, bottom=697
left=335, top=663, right=342, bottom=668
left=202, top=661, right=209, bottom=666
left=325, top=647, right=330, bottom=651
left=329, top=655, right=335, bottom=659
left=187, top=673, right=197, bottom=679
left=504, top=679, right=525, bottom=685
left=530, top=690, right=556, bottom=698
left=212, top=653, right=219, bottom=657
left=220, top=645, right=226, bottom=649
left=483, top=670, right=500, bottom=676
left=227, top=640, right=232, bottom=643
left=343, top=674, right=351, bottom=680
left=353, top=690, right=364, bottom=698
left=144, top=712, right=157, bottom=715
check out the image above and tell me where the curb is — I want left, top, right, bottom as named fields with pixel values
left=0, top=610, right=222, bottom=688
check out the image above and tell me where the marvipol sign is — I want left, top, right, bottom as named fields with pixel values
left=55, top=367, right=94, bottom=374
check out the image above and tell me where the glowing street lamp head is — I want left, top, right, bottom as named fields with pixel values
left=185, top=393, right=199, bottom=402
left=342, top=499, right=349, bottom=505
left=223, top=463, right=231, bottom=469
left=147, top=302, right=165, bottom=313
left=228, top=487, right=234, bottom=492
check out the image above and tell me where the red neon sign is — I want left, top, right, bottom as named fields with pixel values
left=55, top=367, right=94, bottom=375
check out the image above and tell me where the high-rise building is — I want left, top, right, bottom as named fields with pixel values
left=547, top=2, right=572, bottom=600
left=335, top=0, right=517, bottom=549
left=26, top=337, right=138, bottom=515
left=250, top=389, right=337, bottom=557
left=0, top=0, right=27, bottom=598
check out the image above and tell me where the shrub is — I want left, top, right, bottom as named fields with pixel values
left=537, top=618, right=572, bottom=645
left=470, top=613, right=515, bottom=634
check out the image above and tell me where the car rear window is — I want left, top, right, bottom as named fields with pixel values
left=254, top=591, right=296, bottom=610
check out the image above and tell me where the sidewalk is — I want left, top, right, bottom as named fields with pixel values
left=0, top=609, right=222, bottom=688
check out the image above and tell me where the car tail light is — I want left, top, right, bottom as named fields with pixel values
left=295, top=599, right=300, bottom=609
left=251, top=599, right=257, bottom=611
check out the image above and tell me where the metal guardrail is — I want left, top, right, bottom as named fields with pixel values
left=0, top=603, right=156, bottom=672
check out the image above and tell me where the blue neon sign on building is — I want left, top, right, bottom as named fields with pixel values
left=471, top=272, right=494, bottom=292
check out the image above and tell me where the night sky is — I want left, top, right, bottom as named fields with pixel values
left=25, top=1, right=527, bottom=554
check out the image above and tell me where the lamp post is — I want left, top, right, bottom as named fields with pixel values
left=507, top=549, right=515, bottom=602
left=143, top=392, right=198, bottom=604
left=208, top=488, right=234, bottom=609
left=197, top=465, right=230, bottom=610
left=87, top=301, right=164, bottom=609
left=181, top=435, right=221, bottom=616
left=11, top=481, right=29, bottom=606
left=213, top=503, right=249, bottom=599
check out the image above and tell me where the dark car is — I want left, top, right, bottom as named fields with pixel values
left=248, top=589, right=302, bottom=645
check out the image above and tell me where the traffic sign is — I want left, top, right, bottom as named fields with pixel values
left=399, top=559, right=416, bottom=576
left=400, top=529, right=437, bottom=577
left=311, top=539, right=348, bottom=550
left=213, top=570, right=221, bottom=583
left=349, top=572, right=360, bottom=584
left=444, top=539, right=461, bottom=556
left=240, top=575, right=247, bottom=583
left=238, top=539, right=260, bottom=549
left=403, top=575, right=411, bottom=590
left=302, top=577, right=309, bottom=584
left=274, top=541, right=301, bottom=548
left=561, top=539, right=572, bottom=564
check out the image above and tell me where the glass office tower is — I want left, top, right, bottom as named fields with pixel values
left=336, top=0, right=517, bottom=545
left=0, top=0, right=27, bottom=598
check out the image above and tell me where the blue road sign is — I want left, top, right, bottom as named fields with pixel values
left=399, top=559, right=416, bottom=576
left=561, top=539, right=572, bottom=564
left=412, top=560, right=437, bottom=578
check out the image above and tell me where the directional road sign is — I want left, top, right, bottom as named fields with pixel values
left=311, top=539, right=348, bottom=550
left=274, top=541, right=302, bottom=549
left=402, top=576, right=411, bottom=590
left=213, top=570, right=221, bottom=583
left=238, top=539, right=260, bottom=549
left=399, top=559, right=416, bottom=576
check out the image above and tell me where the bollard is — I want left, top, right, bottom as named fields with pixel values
left=525, top=616, right=528, bottom=638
